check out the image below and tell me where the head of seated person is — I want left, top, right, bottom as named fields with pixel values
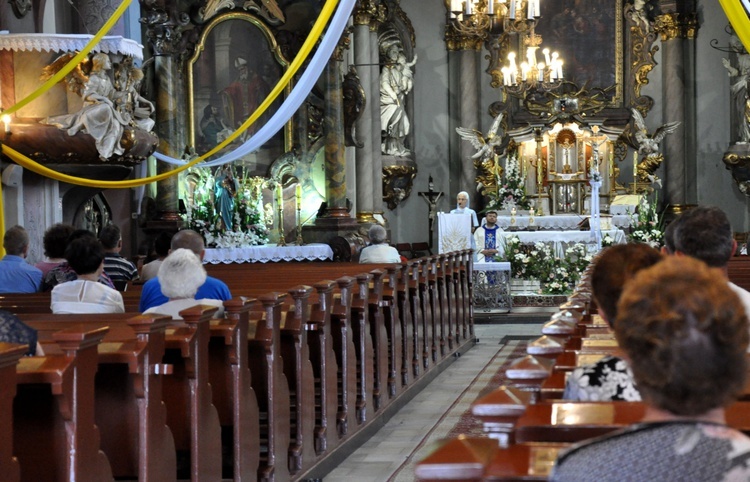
left=368, top=225, right=388, bottom=245
left=591, top=243, right=663, bottom=327
left=66, top=236, right=106, bottom=279
left=673, top=205, right=735, bottom=268
left=553, top=257, right=750, bottom=480
left=616, top=255, right=748, bottom=418
left=170, top=229, right=205, bottom=259
left=149, top=248, right=224, bottom=319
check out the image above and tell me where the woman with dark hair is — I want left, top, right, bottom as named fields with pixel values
left=50, top=236, right=124, bottom=314
left=35, top=223, right=75, bottom=276
left=552, top=256, right=750, bottom=480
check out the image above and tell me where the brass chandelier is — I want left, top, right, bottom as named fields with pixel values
left=446, top=0, right=564, bottom=97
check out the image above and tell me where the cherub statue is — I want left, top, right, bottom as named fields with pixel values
left=631, top=108, right=681, bottom=184
left=455, top=112, right=505, bottom=160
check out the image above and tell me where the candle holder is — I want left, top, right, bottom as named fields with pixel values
left=296, top=204, right=304, bottom=246
left=276, top=204, right=286, bottom=247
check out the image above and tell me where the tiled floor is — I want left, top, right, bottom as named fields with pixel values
left=322, top=318, right=546, bottom=482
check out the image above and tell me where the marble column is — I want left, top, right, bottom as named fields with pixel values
left=656, top=11, right=698, bottom=209
left=371, top=28, right=384, bottom=215
left=354, top=22, right=375, bottom=222
left=154, top=55, right=184, bottom=222
left=458, top=49, right=481, bottom=208
left=322, top=58, right=350, bottom=218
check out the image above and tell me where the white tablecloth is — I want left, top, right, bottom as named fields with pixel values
left=500, top=229, right=626, bottom=257
left=203, top=244, right=333, bottom=264
left=495, top=214, right=632, bottom=230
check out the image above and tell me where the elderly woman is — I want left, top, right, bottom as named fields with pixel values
left=359, top=225, right=401, bottom=264
left=552, top=256, right=750, bottom=480
left=144, top=248, right=224, bottom=319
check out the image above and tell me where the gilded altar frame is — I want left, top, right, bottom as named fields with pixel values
left=187, top=12, right=293, bottom=175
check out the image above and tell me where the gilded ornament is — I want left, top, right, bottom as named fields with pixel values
left=382, top=164, right=417, bottom=210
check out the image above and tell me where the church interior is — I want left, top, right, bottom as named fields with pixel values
left=2, top=0, right=750, bottom=480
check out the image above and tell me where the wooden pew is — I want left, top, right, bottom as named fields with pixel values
left=14, top=327, right=114, bottom=482
left=0, top=343, right=29, bottom=482
left=249, top=293, right=292, bottom=482
left=415, top=437, right=567, bottom=482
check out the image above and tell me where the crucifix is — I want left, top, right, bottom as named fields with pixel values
left=418, top=175, right=443, bottom=249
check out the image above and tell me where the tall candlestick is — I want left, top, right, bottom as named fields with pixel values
left=276, top=184, right=283, bottom=206
left=295, top=184, right=302, bottom=205
left=633, top=151, right=638, bottom=194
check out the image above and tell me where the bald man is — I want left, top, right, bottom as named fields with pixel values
left=139, top=230, right=232, bottom=312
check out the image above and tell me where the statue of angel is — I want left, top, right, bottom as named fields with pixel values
left=455, top=112, right=505, bottom=160
left=722, top=34, right=750, bottom=143
left=631, top=108, right=680, bottom=158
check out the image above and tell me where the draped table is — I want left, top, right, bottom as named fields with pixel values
left=499, top=229, right=627, bottom=258
left=472, top=262, right=512, bottom=313
left=203, top=244, right=334, bottom=264
left=495, top=214, right=632, bottom=231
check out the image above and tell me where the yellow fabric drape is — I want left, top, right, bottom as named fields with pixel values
left=719, top=0, right=750, bottom=51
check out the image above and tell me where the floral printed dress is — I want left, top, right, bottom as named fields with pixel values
left=563, top=355, right=641, bottom=401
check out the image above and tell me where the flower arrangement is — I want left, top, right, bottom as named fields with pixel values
left=185, top=169, right=270, bottom=248
left=498, top=235, right=595, bottom=295
left=627, top=195, right=663, bottom=248
left=486, top=154, right=530, bottom=211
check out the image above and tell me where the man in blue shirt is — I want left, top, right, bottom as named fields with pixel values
left=0, top=225, right=42, bottom=293
left=139, top=229, right=231, bottom=311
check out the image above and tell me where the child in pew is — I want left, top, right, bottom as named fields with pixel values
left=144, top=248, right=224, bottom=319
left=51, top=236, right=124, bottom=314
left=563, top=243, right=662, bottom=402
left=552, top=256, right=750, bottom=481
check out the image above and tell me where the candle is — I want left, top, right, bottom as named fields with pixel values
left=295, top=184, right=302, bottom=205
left=543, top=48, right=550, bottom=66
left=521, top=62, right=529, bottom=81
left=537, top=63, right=545, bottom=82
left=465, top=0, right=472, bottom=15
left=509, top=0, right=516, bottom=19
left=450, top=0, right=462, bottom=12
left=487, top=0, right=494, bottom=14
left=633, top=151, right=638, bottom=194
left=276, top=184, right=283, bottom=206
left=1, top=114, right=10, bottom=134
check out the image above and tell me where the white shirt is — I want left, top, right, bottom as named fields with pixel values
left=144, top=298, right=225, bottom=320
left=728, top=281, right=750, bottom=352
left=51, top=279, right=125, bottom=314
left=359, top=244, right=401, bottom=264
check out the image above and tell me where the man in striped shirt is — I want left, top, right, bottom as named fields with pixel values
left=99, top=224, right=138, bottom=287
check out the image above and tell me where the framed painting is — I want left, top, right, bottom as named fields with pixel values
left=534, top=0, right=624, bottom=106
left=187, top=12, right=292, bottom=176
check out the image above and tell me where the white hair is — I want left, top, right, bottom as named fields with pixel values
left=158, top=248, right=207, bottom=299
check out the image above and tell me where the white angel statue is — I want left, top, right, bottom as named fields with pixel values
left=632, top=108, right=680, bottom=157
left=455, top=112, right=505, bottom=160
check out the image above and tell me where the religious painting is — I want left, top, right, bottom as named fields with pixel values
left=534, top=0, right=623, bottom=106
left=188, top=12, right=292, bottom=176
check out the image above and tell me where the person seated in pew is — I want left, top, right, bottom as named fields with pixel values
left=51, top=236, right=125, bottom=314
left=563, top=243, right=662, bottom=402
left=99, top=223, right=138, bottom=285
left=0, top=225, right=43, bottom=294
left=672, top=205, right=750, bottom=331
left=552, top=256, right=750, bottom=481
left=0, top=309, right=43, bottom=355
left=139, top=229, right=231, bottom=312
left=144, top=248, right=224, bottom=319
left=140, top=231, right=172, bottom=281
left=34, top=223, right=74, bottom=277
left=359, top=225, right=401, bottom=264
left=42, top=229, right=116, bottom=291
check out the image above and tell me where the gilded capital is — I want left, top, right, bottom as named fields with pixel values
left=369, top=4, right=388, bottom=32
left=445, top=27, right=485, bottom=51
left=354, top=0, right=378, bottom=26
left=654, top=12, right=699, bottom=41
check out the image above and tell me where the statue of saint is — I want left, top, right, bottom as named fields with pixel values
left=214, top=164, right=239, bottom=231
left=723, top=35, right=750, bottom=144
left=380, top=42, right=417, bottom=157
left=45, top=53, right=128, bottom=160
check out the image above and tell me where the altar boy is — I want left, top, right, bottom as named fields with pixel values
left=474, top=210, right=503, bottom=262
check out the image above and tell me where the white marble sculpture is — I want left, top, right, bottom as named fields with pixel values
left=380, top=42, right=417, bottom=157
